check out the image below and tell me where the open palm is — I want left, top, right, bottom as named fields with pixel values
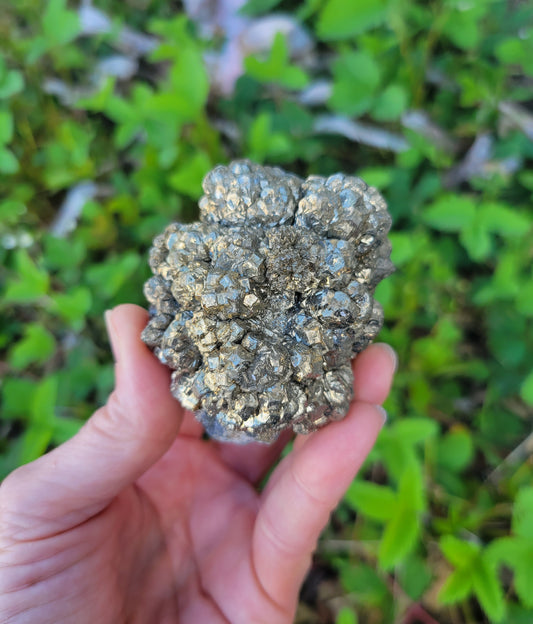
left=0, top=305, right=395, bottom=624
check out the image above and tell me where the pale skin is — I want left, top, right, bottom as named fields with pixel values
left=0, top=304, right=396, bottom=624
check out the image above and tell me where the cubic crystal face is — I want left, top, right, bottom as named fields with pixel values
left=141, top=160, right=394, bottom=443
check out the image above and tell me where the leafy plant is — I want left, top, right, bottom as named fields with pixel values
left=488, top=487, right=533, bottom=610
left=439, top=536, right=505, bottom=623
left=1, top=0, right=532, bottom=622
left=244, top=32, right=309, bottom=89
left=347, top=462, right=425, bottom=570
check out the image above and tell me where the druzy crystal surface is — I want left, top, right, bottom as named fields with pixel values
left=142, top=160, right=393, bottom=443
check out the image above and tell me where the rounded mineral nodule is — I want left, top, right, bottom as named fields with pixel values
left=141, top=160, right=394, bottom=443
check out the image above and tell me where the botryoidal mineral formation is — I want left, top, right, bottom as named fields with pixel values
left=142, top=160, right=394, bottom=443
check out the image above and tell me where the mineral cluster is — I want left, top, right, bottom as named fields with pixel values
left=142, top=160, right=393, bottom=443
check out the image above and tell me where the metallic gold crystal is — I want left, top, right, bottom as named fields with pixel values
left=142, top=160, right=394, bottom=443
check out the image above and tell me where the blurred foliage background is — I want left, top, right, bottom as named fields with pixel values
left=1, top=0, right=533, bottom=622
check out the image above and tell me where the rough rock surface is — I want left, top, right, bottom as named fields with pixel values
left=142, top=160, right=393, bottom=443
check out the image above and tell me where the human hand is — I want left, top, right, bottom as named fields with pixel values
left=0, top=304, right=396, bottom=624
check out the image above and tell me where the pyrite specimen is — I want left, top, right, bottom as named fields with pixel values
left=142, top=160, right=393, bottom=443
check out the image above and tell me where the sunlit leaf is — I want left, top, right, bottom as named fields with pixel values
left=9, top=324, right=56, bottom=370
left=471, top=557, right=506, bottom=622
left=378, top=504, right=419, bottom=569
left=3, top=249, right=50, bottom=303
left=423, top=196, right=477, bottom=232
left=438, top=567, right=473, bottom=604
left=345, top=481, right=397, bottom=521
left=318, top=0, right=389, bottom=40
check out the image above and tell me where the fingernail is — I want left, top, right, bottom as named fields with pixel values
left=379, top=343, right=398, bottom=373
left=375, top=405, right=388, bottom=426
left=104, top=309, right=120, bottom=362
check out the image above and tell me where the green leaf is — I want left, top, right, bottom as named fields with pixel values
left=244, top=33, right=308, bottom=89
left=442, top=9, right=482, bottom=50
left=149, top=17, right=209, bottom=122
left=483, top=290, right=526, bottom=366
left=507, top=604, right=533, bottom=623
left=247, top=112, right=292, bottom=162
left=488, top=537, right=533, bottom=609
left=43, top=235, right=86, bottom=270
left=479, top=202, right=530, bottom=237
left=336, top=607, right=358, bottom=624
left=169, top=152, right=212, bottom=199
left=438, top=567, right=474, bottom=604
left=0, top=437, right=25, bottom=480
left=0, top=110, right=14, bottom=144
left=513, top=547, right=533, bottom=609
left=318, top=0, right=389, bottom=40
left=388, top=232, right=416, bottom=266
left=31, top=376, right=58, bottom=427
left=513, top=487, right=533, bottom=540
left=517, top=283, right=533, bottom=317
left=1, top=378, right=36, bottom=421
left=47, top=287, right=93, bottom=330
left=3, top=249, right=50, bottom=303
left=40, top=120, right=95, bottom=190
left=423, top=196, right=477, bottom=232
left=398, top=462, right=425, bottom=512
left=357, top=167, right=393, bottom=190
left=329, top=50, right=381, bottom=116
left=521, top=370, right=533, bottom=406
left=0, top=199, right=26, bottom=225
left=0, top=66, right=24, bottom=99
left=19, top=376, right=59, bottom=464
left=42, top=0, right=81, bottom=48
left=393, top=418, right=439, bottom=446
left=398, top=553, right=433, bottom=600
left=345, top=481, right=397, bottom=521
left=440, top=535, right=479, bottom=567
left=20, top=427, right=54, bottom=465
left=376, top=433, right=417, bottom=477
left=9, top=324, right=56, bottom=370
left=495, top=37, right=533, bottom=75
left=459, top=224, right=492, bottom=261
left=372, top=84, right=409, bottom=121
left=338, top=562, right=389, bottom=604
left=377, top=419, right=439, bottom=478
left=437, top=429, right=474, bottom=472
left=378, top=504, right=419, bottom=569
left=487, top=536, right=523, bottom=566
left=0, top=147, right=19, bottom=174
left=76, top=76, right=116, bottom=112
left=471, top=556, right=506, bottom=622
left=86, top=253, right=140, bottom=300
left=377, top=463, right=424, bottom=569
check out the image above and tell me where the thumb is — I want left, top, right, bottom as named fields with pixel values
left=0, top=304, right=182, bottom=540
